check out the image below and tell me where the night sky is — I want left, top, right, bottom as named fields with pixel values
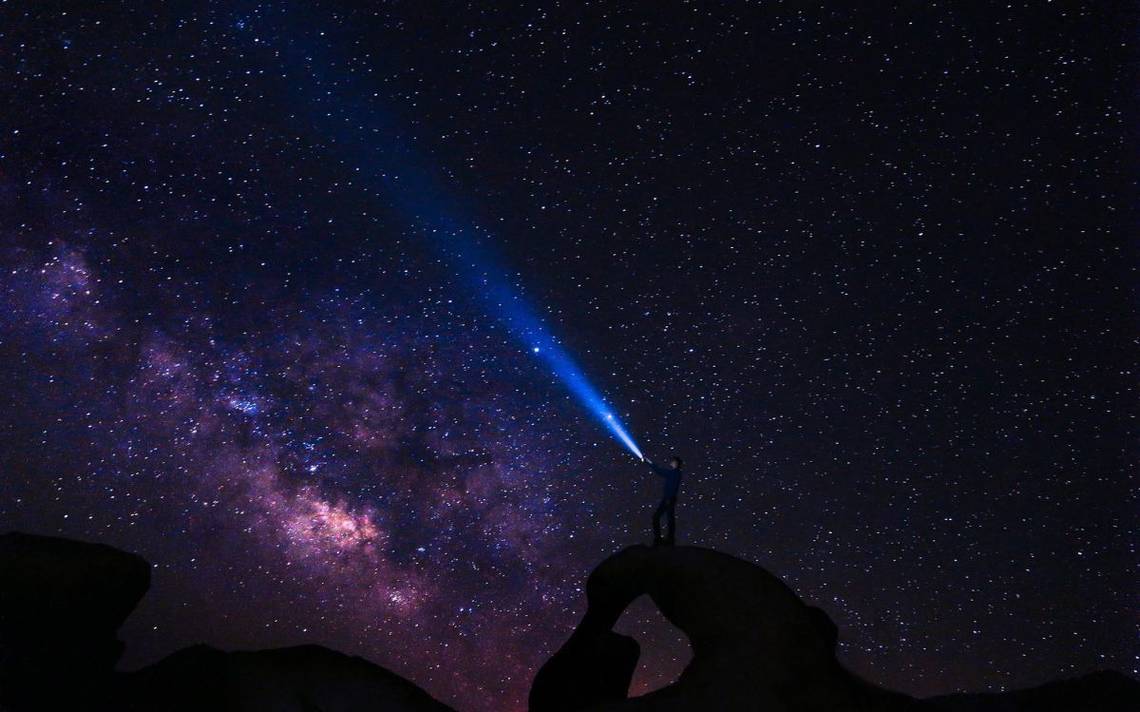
left=0, top=3, right=1134, bottom=711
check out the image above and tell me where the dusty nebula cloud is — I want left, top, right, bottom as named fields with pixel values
left=0, top=240, right=608, bottom=707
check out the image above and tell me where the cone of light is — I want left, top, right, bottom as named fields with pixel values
left=497, top=286, right=645, bottom=461
left=259, top=24, right=645, bottom=460
left=461, top=256, right=646, bottom=462
left=533, top=344, right=645, bottom=462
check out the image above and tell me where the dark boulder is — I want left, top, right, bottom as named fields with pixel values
left=0, top=532, right=455, bottom=712
left=530, top=544, right=919, bottom=711
left=0, top=531, right=150, bottom=710
left=117, top=643, right=456, bottom=712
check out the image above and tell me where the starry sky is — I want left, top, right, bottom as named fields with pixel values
left=0, top=2, right=1134, bottom=711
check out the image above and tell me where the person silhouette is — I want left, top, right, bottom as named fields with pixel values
left=642, top=455, right=683, bottom=545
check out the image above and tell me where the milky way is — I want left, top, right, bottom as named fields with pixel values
left=0, top=3, right=1134, bottom=711
left=0, top=240, right=609, bottom=706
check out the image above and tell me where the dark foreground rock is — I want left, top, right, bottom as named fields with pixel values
left=530, top=544, right=919, bottom=712
left=530, top=628, right=640, bottom=712
left=0, top=532, right=150, bottom=710
left=529, top=545, right=1140, bottom=712
left=117, top=643, right=454, bottom=712
left=3, top=532, right=1135, bottom=712
left=0, top=532, right=454, bottom=712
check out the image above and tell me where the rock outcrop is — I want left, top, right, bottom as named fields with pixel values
left=3, top=532, right=1136, bottom=712
left=529, top=628, right=640, bottom=712
left=0, top=532, right=150, bottom=710
left=530, top=544, right=920, bottom=712
left=0, top=532, right=454, bottom=712
left=530, top=545, right=1140, bottom=712
left=118, top=643, right=455, bottom=711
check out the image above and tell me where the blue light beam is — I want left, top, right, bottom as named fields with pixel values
left=266, top=17, right=645, bottom=460
left=437, top=228, right=646, bottom=461
left=498, top=296, right=644, bottom=462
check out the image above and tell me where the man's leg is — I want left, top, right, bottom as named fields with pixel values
left=652, top=499, right=667, bottom=544
left=664, top=498, right=676, bottom=545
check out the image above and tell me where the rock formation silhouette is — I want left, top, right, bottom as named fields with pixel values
left=0, top=532, right=150, bottom=711
left=2, top=531, right=1136, bottom=712
left=924, top=670, right=1140, bottom=712
left=530, top=544, right=919, bottom=712
left=529, top=544, right=1139, bottom=712
left=0, top=532, right=454, bottom=712
left=118, top=643, right=454, bottom=711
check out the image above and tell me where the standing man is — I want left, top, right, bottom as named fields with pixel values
left=642, top=455, right=683, bottom=546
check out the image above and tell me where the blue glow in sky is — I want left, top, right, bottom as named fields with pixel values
left=283, top=34, right=645, bottom=461
left=498, top=294, right=645, bottom=461
left=436, top=226, right=645, bottom=461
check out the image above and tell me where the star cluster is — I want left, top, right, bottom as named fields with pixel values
left=0, top=3, right=1133, bottom=711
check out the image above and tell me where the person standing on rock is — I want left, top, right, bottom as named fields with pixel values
left=642, top=455, right=683, bottom=545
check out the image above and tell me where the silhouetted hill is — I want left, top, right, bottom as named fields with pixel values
left=118, top=643, right=454, bottom=711
left=924, top=670, right=1139, bottom=712
left=1, top=532, right=1135, bottom=711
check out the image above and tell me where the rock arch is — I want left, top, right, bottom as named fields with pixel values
left=529, top=545, right=918, bottom=712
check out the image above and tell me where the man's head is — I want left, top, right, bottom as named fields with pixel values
left=670, top=456, right=683, bottom=469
